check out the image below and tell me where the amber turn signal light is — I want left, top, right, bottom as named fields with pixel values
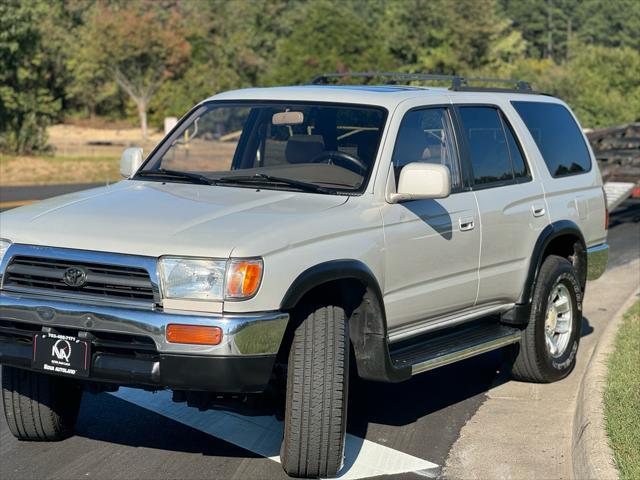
left=225, top=259, right=263, bottom=299
left=166, top=324, right=222, bottom=345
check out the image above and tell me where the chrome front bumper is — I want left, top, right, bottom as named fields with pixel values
left=586, top=243, right=609, bottom=281
left=0, top=291, right=288, bottom=356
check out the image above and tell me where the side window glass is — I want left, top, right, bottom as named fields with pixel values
left=511, top=101, right=591, bottom=177
left=459, top=107, right=513, bottom=186
left=391, top=107, right=461, bottom=189
left=500, top=113, right=530, bottom=180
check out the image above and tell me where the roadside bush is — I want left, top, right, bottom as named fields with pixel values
left=0, top=92, right=58, bottom=155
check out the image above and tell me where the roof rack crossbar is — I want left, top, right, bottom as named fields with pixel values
left=310, top=71, right=533, bottom=93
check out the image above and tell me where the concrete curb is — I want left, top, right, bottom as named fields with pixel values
left=572, top=287, right=639, bottom=480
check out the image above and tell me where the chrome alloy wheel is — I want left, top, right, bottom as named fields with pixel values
left=544, top=283, right=573, bottom=357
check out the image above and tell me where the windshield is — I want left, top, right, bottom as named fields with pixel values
left=138, top=101, right=387, bottom=194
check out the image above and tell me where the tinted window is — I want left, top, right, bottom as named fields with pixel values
left=500, top=112, right=529, bottom=179
left=392, top=108, right=461, bottom=188
left=459, top=107, right=513, bottom=186
left=512, top=101, right=591, bottom=177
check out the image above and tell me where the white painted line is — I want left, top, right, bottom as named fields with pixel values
left=111, top=388, right=439, bottom=479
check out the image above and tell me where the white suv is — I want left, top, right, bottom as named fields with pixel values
left=0, top=73, right=608, bottom=478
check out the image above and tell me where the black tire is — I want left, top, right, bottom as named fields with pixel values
left=281, top=305, right=349, bottom=478
left=1, top=366, right=82, bottom=441
left=511, top=255, right=582, bottom=383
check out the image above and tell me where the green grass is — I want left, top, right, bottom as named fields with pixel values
left=604, top=300, right=640, bottom=480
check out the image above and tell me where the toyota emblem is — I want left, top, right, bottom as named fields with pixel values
left=62, top=267, right=87, bottom=288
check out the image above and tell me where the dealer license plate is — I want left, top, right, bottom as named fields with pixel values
left=32, top=333, right=90, bottom=377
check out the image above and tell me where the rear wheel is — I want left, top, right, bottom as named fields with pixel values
left=511, top=255, right=582, bottom=383
left=281, top=304, right=349, bottom=478
left=1, top=366, right=82, bottom=441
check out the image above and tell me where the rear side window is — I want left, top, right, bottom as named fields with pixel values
left=500, top=112, right=530, bottom=180
left=458, top=107, right=514, bottom=186
left=511, top=101, right=591, bottom=177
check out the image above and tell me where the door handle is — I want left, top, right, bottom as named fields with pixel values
left=459, top=217, right=475, bottom=231
left=531, top=205, right=546, bottom=217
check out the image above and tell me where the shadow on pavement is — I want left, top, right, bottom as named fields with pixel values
left=581, top=316, right=594, bottom=338
left=347, top=348, right=506, bottom=435
left=75, top=392, right=261, bottom=459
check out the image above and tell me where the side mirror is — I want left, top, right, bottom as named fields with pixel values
left=120, top=147, right=144, bottom=178
left=388, top=163, right=451, bottom=203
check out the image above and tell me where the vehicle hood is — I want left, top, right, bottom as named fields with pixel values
left=0, top=181, right=349, bottom=258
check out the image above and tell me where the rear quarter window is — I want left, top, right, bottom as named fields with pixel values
left=511, top=101, right=591, bottom=178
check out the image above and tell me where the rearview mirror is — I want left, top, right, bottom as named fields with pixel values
left=272, top=111, right=304, bottom=125
left=120, top=147, right=144, bottom=178
left=388, top=163, right=451, bottom=203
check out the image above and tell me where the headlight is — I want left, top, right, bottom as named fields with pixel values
left=158, top=257, right=263, bottom=301
left=0, top=239, right=12, bottom=266
left=159, top=257, right=226, bottom=300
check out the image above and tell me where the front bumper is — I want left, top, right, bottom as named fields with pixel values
left=0, top=291, right=288, bottom=392
left=586, top=243, right=609, bottom=281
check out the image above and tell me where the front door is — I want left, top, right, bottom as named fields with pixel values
left=382, top=106, right=480, bottom=333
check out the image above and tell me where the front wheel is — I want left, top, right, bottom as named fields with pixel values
left=281, top=304, right=349, bottom=478
left=510, top=255, right=582, bottom=383
left=1, top=366, right=82, bottom=441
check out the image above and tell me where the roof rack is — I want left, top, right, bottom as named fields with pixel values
left=310, top=72, right=534, bottom=93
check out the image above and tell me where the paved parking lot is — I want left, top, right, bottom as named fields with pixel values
left=0, top=186, right=638, bottom=479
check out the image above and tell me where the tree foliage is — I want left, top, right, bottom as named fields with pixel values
left=0, top=0, right=61, bottom=154
left=269, top=0, right=393, bottom=84
left=1, top=0, right=638, bottom=153
left=75, top=0, right=191, bottom=138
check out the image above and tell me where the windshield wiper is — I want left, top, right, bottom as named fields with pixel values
left=136, top=168, right=216, bottom=185
left=212, top=174, right=335, bottom=194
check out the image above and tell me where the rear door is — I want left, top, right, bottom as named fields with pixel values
left=510, top=100, right=606, bottom=249
left=454, top=102, right=548, bottom=305
left=382, top=103, right=480, bottom=333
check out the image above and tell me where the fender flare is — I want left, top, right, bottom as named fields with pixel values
left=280, top=259, right=383, bottom=317
left=519, top=219, right=586, bottom=305
left=279, top=259, right=409, bottom=382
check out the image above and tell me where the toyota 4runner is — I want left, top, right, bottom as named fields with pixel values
left=0, top=73, right=608, bottom=478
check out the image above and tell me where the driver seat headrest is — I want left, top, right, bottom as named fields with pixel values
left=285, top=134, right=325, bottom=164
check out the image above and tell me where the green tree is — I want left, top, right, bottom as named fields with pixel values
left=501, top=0, right=640, bottom=62
left=0, top=0, right=61, bottom=154
left=500, top=0, right=570, bottom=60
left=563, top=45, right=640, bottom=127
left=76, top=1, right=191, bottom=139
left=507, top=45, right=640, bottom=127
left=383, top=0, right=457, bottom=73
left=577, top=0, right=640, bottom=51
left=150, top=0, right=290, bottom=122
left=384, top=0, right=524, bottom=76
left=269, top=0, right=393, bottom=85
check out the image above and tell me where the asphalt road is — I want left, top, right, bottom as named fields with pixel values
left=0, top=185, right=638, bottom=480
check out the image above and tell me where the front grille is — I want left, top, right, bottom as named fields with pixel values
left=3, top=255, right=155, bottom=304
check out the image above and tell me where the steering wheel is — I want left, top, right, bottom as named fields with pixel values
left=310, top=150, right=367, bottom=175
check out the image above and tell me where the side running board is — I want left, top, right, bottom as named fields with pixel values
left=389, top=321, right=522, bottom=376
